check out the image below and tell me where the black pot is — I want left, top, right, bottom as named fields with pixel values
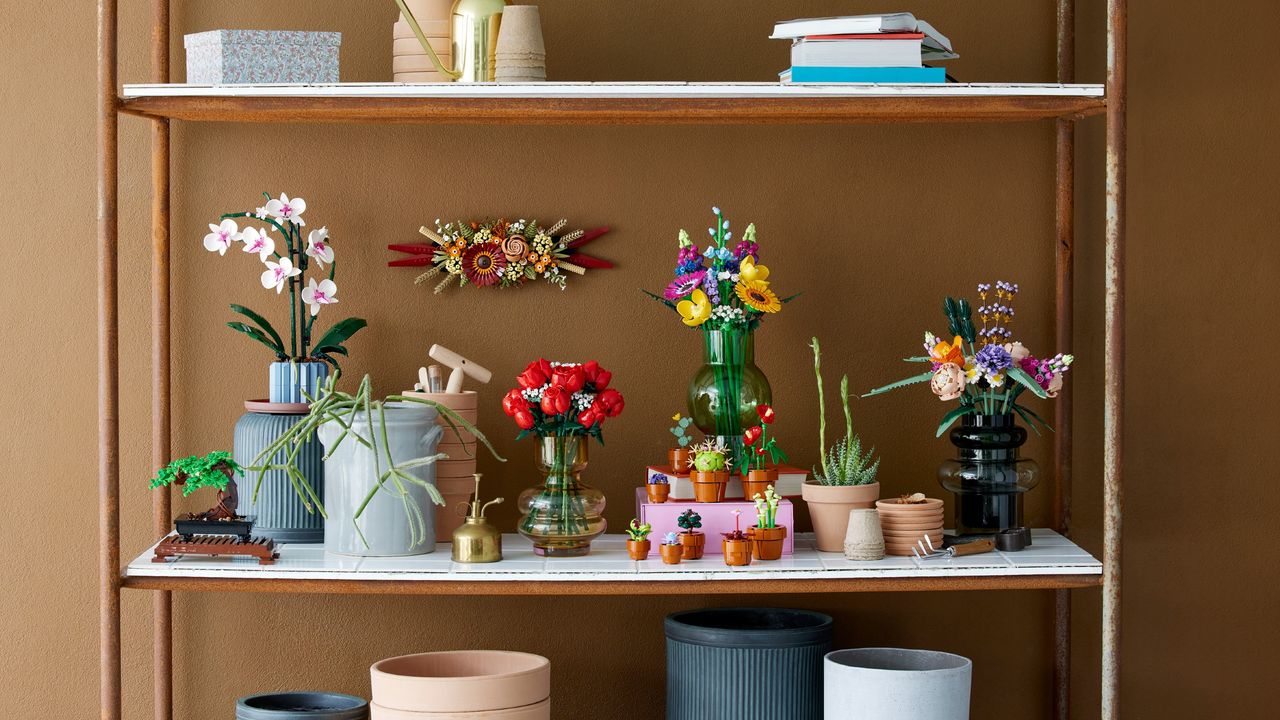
left=938, top=413, right=1041, bottom=534
left=174, top=516, right=255, bottom=542
left=236, top=692, right=368, bottom=720
left=665, top=608, right=832, bottom=720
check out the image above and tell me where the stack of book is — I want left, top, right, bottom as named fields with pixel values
left=772, top=12, right=957, bottom=84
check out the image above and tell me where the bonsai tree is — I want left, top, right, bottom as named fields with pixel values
left=677, top=509, right=703, bottom=535
left=811, top=337, right=880, bottom=486
left=149, top=451, right=243, bottom=521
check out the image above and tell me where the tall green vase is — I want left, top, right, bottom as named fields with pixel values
left=687, top=328, right=772, bottom=469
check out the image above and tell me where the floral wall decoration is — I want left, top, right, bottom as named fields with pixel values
left=388, top=218, right=614, bottom=293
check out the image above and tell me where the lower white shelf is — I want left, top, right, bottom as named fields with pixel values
left=125, top=530, right=1099, bottom=589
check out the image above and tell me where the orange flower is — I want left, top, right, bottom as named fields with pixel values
left=929, top=336, right=965, bottom=366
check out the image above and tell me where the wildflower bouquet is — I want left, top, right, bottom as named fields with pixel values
left=205, top=192, right=367, bottom=367
left=864, top=281, right=1075, bottom=436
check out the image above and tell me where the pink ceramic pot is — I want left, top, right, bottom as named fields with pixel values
left=371, top=651, right=549, bottom=714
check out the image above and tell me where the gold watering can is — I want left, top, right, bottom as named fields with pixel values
left=452, top=474, right=505, bottom=563
left=394, top=0, right=508, bottom=83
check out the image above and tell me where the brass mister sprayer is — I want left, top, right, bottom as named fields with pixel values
left=452, top=474, right=504, bottom=563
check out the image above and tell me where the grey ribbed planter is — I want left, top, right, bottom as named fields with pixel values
left=234, top=411, right=325, bottom=542
left=666, top=608, right=832, bottom=720
left=236, top=692, right=368, bottom=720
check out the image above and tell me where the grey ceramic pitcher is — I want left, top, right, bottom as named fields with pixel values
left=318, top=402, right=444, bottom=557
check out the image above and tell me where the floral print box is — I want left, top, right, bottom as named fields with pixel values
left=184, top=30, right=341, bottom=84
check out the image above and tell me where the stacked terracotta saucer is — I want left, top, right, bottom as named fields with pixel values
left=393, top=0, right=453, bottom=83
left=494, top=5, right=546, bottom=83
left=876, top=494, right=945, bottom=556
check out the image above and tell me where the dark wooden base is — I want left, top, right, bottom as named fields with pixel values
left=152, top=534, right=278, bottom=565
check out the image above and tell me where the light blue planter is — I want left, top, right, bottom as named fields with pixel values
left=269, top=361, right=329, bottom=404
left=234, top=411, right=325, bottom=542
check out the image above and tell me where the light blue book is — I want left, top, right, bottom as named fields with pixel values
left=782, top=66, right=947, bottom=84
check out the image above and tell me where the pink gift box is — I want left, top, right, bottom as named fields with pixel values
left=634, top=488, right=794, bottom=557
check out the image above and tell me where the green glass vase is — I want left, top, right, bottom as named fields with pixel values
left=687, top=328, right=772, bottom=469
left=517, top=435, right=607, bottom=556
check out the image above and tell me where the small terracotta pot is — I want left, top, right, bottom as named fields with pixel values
left=646, top=483, right=670, bottom=503
left=660, top=543, right=683, bottom=564
left=722, top=538, right=752, bottom=566
left=679, top=531, right=706, bottom=560
left=742, top=468, right=776, bottom=501
left=750, top=525, right=788, bottom=561
left=691, top=471, right=728, bottom=502
left=803, top=481, right=881, bottom=552
left=669, top=448, right=693, bottom=471
left=627, top=539, right=651, bottom=560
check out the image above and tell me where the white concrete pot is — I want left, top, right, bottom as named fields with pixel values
left=824, top=648, right=971, bottom=720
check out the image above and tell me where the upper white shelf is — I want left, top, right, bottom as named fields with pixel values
left=124, top=530, right=1101, bottom=596
left=117, top=82, right=1106, bottom=125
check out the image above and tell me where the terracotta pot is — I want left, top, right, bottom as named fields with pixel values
left=679, top=531, right=706, bottom=560
left=370, top=650, right=549, bottom=713
left=627, top=539, right=651, bottom=560
left=750, top=525, right=787, bottom=561
left=722, top=538, right=752, bottom=566
left=742, top=468, right=776, bottom=501
left=646, top=483, right=670, bottom=503
left=691, top=470, right=728, bottom=503
left=669, top=448, right=693, bottom=471
left=660, top=543, right=684, bottom=564
left=370, top=699, right=549, bottom=718
left=802, top=481, right=880, bottom=552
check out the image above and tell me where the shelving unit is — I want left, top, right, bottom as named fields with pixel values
left=96, top=1, right=1126, bottom=719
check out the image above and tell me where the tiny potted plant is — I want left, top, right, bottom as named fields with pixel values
left=150, top=452, right=251, bottom=539
left=677, top=508, right=705, bottom=560
left=750, top=485, right=787, bottom=561
left=647, top=472, right=671, bottom=503
left=668, top=413, right=696, bottom=470
left=690, top=439, right=731, bottom=503
left=626, top=519, right=653, bottom=560
left=722, top=509, right=752, bottom=567
left=742, top=404, right=788, bottom=500
left=660, top=532, right=684, bottom=565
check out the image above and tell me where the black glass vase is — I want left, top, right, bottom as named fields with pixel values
left=938, top=413, right=1041, bottom=534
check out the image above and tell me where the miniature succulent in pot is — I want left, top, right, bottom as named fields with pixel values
left=627, top=519, right=653, bottom=542
left=662, top=531, right=681, bottom=546
left=691, top=440, right=731, bottom=472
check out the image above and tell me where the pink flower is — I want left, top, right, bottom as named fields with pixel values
left=1003, top=342, right=1031, bottom=362
left=930, top=363, right=966, bottom=401
left=203, top=219, right=238, bottom=255
left=665, top=270, right=707, bottom=301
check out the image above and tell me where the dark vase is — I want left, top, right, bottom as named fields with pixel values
left=937, top=413, right=1041, bottom=534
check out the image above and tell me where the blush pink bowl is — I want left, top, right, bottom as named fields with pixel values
left=369, top=698, right=551, bottom=719
left=371, top=651, right=550, bottom=713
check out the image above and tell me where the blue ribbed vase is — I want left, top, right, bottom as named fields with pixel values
left=234, top=411, right=325, bottom=542
left=666, top=608, right=832, bottom=720
left=269, top=361, right=329, bottom=404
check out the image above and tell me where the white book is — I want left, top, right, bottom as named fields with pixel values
left=792, top=38, right=924, bottom=68
left=647, top=465, right=808, bottom=500
left=771, top=13, right=955, bottom=56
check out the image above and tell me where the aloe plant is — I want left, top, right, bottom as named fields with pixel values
left=811, top=337, right=880, bottom=486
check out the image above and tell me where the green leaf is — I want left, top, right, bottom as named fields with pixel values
left=1013, top=402, right=1055, bottom=432
left=227, top=322, right=287, bottom=359
left=311, top=318, right=368, bottom=354
left=936, top=405, right=976, bottom=437
left=1012, top=404, right=1043, bottom=436
left=902, top=356, right=932, bottom=363
left=229, top=304, right=285, bottom=353
left=315, top=344, right=348, bottom=357
left=641, top=288, right=678, bottom=311
left=862, top=371, right=933, bottom=398
left=1007, top=367, right=1050, bottom=399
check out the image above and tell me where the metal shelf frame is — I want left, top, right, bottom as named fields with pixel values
left=94, top=0, right=1125, bottom=718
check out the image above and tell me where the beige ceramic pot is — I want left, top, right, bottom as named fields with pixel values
left=802, top=481, right=880, bottom=552
left=371, top=650, right=549, bottom=713
left=370, top=698, right=550, bottom=718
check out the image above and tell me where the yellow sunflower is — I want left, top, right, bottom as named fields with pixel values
left=735, top=280, right=781, bottom=313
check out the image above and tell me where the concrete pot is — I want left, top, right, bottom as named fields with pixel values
left=237, top=692, right=369, bottom=719
left=370, top=651, right=549, bottom=714
left=824, top=648, right=972, bottom=720
left=318, top=403, right=443, bottom=556
left=802, top=481, right=879, bottom=552
left=234, top=407, right=325, bottom=542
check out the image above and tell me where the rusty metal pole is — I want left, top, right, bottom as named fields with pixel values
left=151, top=1, right=173, bottom=719
left=1103, top=0, right=1127, bottom=718
left=98, top=0, right=121, bottom=718
left=1053, top=1, right=1076, bottom=719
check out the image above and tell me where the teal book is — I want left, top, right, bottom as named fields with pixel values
left=782, top=66, right=947, bottom=83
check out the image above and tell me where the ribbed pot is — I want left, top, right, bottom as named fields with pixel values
left=236, top=692, right=369, bottom=720
left=666, top=608, right=832, bottom=720
left=269, top=361, right=329, bottom=404
left=234, top=410, right=325, bottom=542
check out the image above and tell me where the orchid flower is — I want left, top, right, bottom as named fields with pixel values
left=203, top=219, right=239, bottom=255
left=261, top=256, right=301, bottom=294
left=302, top=278, right=339, bottom=317
left=240, top=226, right=275, bottom=261
left=306, top=227, right=334, bottom=267
left=265, top=193, right=307, bottom=226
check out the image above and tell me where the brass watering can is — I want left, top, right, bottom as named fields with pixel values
left=452, top=474, right=504, bottom=563
left=394, top=0, right=508, bottom=83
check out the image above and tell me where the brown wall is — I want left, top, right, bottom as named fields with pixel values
left=2, top=1, right=1276, bottom=717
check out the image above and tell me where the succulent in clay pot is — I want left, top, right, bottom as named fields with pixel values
left=677, top=509, right=706, bottom=560
left=690, top=440, right=731, bottom=503
left=660, top=532, right=684, bottom=565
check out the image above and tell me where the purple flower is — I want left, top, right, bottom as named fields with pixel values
left=734, top=240, right=759, bottom=260
left=665, top=270, right=707, bottom=301
left=975, top=344, right=1013, bottom=375
left=701, top=270, right=720, bottom=304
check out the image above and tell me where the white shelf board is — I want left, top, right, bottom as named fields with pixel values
left=126, top=530, right=1099, bottom=583
left=121, top=81, right=1105, bottom=100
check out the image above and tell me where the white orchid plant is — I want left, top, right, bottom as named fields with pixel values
left=204, top=192, right=367, bottom=368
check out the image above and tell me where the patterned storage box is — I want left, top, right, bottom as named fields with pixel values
left=184, top=30, right=341, bottom=84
